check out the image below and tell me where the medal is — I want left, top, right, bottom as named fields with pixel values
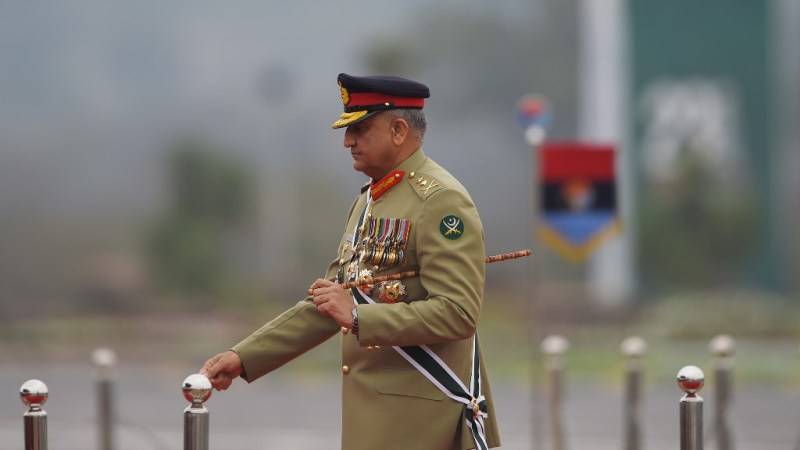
left=357, top=269, right=374, bottom=293
left=372, top=247, right=385, bottom=266
left=346, top=260, right=359, bottom=281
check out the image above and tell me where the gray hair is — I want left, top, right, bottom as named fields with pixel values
left=388, top=109, right=427, bottom=138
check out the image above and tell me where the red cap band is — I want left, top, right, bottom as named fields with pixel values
left=347, top=92, right=425, bottom=109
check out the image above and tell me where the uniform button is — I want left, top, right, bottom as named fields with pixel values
left=342, top=365, right=350, bottom=374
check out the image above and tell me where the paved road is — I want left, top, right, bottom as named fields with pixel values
left=2, top=363, right=800, bottom=449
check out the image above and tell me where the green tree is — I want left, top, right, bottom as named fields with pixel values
left=148, top=140, right=255, bottom=299
left=639, top=148, right=758, bottom=291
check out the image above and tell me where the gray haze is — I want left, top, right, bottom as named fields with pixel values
left=0, top=1, right=564, bottom=307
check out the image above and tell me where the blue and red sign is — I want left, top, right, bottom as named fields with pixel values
left=538, top=141, right=620, bottom=262
left=516, top=95, right=551, bottom=130
left=516, top=95, right=551, bottom=146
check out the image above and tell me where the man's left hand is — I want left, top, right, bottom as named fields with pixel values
left=309, top=278, right=354, bottom=328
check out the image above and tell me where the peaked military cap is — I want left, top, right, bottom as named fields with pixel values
left=332, top=73, right=430, bottom=129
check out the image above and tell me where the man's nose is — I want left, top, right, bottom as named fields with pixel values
left=343, top=128, right=355, bottom=148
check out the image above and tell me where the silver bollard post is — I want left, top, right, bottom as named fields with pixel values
left=93, top=348, right=117, bottom=450
left=541, top=335, right=569, bottom=450
left=709, top=335, right=734, bottom=450
left=677, top=365, right=705, bottom=450
left=183, top=373, right=212, bottom=450
left=20, top=379, right=49, bottom=450
left=621, top=337, right=647, bottom=450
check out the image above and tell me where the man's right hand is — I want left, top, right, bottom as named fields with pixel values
left=200, top=350, right=243, bottom=391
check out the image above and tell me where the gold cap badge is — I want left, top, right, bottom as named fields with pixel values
left=339, top=81, right=350, bottom=106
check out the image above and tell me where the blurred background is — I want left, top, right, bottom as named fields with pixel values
left=1, top=0, right=799, bottom=449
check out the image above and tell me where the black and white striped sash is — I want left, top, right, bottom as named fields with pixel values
left=352, top=288, right=490, bottom=450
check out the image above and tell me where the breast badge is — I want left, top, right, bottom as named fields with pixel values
left=356, top=269, right=375, bottom=295
left=345, top=260, right=360, bottom=281
left=376, top=280, right=407, bottom=303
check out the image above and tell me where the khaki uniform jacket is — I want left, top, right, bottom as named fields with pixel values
left=233, top=149, right=501, bottom=450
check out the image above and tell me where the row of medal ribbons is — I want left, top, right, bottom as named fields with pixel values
left=358, top=216, right=412, bottom=268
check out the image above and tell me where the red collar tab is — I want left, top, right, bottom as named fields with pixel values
left=347, top=92, right=425, bottom=110
left=371, top=170, right=405, bottom=200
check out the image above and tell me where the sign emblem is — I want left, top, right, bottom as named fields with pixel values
left=439, top=215, right=464, bottom=240
left=562, top=178, right=594, bottom=212
left=516, top=94, right=552, bottom=146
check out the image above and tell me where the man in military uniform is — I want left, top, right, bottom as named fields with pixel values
left=200, top=73, right=501, bottom=450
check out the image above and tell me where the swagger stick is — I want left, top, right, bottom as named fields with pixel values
left=485, top=249, right=532, bottom=264
left=340, top=249, right=531, bottom=290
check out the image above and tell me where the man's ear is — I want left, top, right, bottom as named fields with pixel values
left=390, top=117, right=410, bottom=146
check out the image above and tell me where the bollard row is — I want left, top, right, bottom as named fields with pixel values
left=15, top=337, right=723, bottom=450
left=539, top=336, right=725, bottom=450
left=18, top=372, right=213, bottom=450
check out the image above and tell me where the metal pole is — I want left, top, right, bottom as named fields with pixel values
left=20, top=379, right=48, bottom=450
left=183, top=373, right=212, bottom=450
left=677, top=365, right=705, bottom=450
left=541, top=335, right=569, bottom=450
left=709, top=335, right=734, bottom=450
left=621, top=337, right=646, bottom=450
left=93, top=348, right=117, bottom=450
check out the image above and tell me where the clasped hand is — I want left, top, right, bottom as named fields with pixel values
left=308, top=278, right=354, bottom=329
